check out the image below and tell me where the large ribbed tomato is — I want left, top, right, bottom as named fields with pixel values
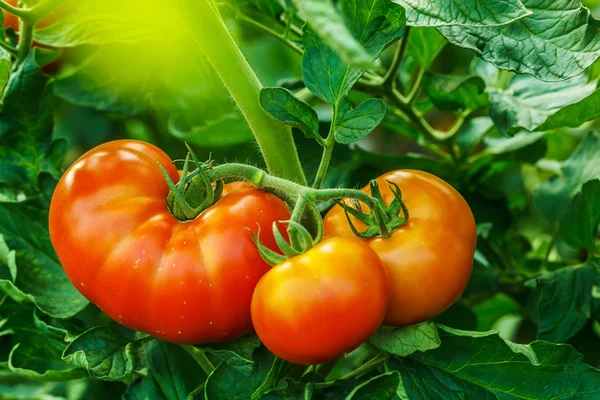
left=324, top=170, right=476, bottom=327
left=49, top=140, right=290, bottom=344
left=251, top=237, right=390, bottom=365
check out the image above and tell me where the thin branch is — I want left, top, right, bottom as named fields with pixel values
left=382, top=29, right=409, bottom=90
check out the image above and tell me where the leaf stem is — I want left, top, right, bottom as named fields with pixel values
left=382, top=32, right=408, bottom=90
left=16, top=19, right=34, bottom=63
left=0, top=0, right=26, bottom=19
left=180, top=345, right=216, bottom=376
left=314, top=353, right=387, bottom=389
left=182, top=0, right=307, bottom=184
left=236, top=14, right=303, bottom=55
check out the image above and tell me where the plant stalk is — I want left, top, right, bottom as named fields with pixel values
left=182, top=0, right=307, bottom=185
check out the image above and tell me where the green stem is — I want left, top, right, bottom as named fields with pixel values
left=312, top=116, right=336, bottom=188
left=382, top=32, right=408, bottom=90
left=237, top=14, right=303, bottom=55
left=182, top=0, right=307, bottom=185
left=206, top=163, right=377, bottom=208
left=180, top=345, right=216, bottom=376
left=16, top=19, right=34, bottom=63
left=315, top=353, right=387, bottom=389
left=0, top=0, right=26, bottom=18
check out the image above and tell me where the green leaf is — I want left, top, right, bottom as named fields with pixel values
left=204, top=346, right=276, bottom=400
left=533, top=131, right=600, bottom=223
left=333, top=98, right=386, bottom=144
left=0, top=47, right=11, bottom=95
left=370, top=322, right=441, bottom=357
left=33, top=1, right=178, bottom=47
left=62, top=326, right=142, bottom=382
left=438, top=0, right=600, bottom=81
left=302, top=0, right=405, bottom=104
left=0, top=200, right=88, bottom=319
left=526, top=261, right=600, bottom=342
left=456, top=117, right=494, bottom=158
left=0, top=301, right=86, bottom=382
left=423, top=73, right=488, bottom=111
left=250, top=0, right=286, bottom=17
left=473, top=293, right=522, bottom=331
left=560, top=180, right=600, bottom=252
left=390, top=325, right=600, bottom=399
left=488, top=74, right=597, bottom=134
left=484, top=131, right=546, bottom=155
left=407, top=27, right=447, bottom=69
left=126, top=341, right=207, bottom=400
left=345, top=371, right=407, bottom=399
left=260, top=87, right=320, bottom=140
left=293, top=0, right=372, bottom=68
left=202, top=334, right=261, bottom=376
left=397, top=0, right=531, bottom=27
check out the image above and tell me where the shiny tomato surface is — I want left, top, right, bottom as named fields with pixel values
left=324, top=170, right=476, bottom=326
left=251, top=237, right=390, bottom=365
left=49, top=140, right=290, bottom=344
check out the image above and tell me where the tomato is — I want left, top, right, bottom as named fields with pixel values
left=323, top=170, right=476, bottom=327
left=49, top=140, right=291, bottom=344
left=251, top=237, right=390, bottom=365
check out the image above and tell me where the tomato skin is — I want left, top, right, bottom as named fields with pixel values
left=49, top=140, right=290, bottom=344
left=251, top=237, right=390, bottom=365
left=323, top=170, right=476, bottom=326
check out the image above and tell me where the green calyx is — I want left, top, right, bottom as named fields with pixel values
left=249, top=198, right=324, bottom=266
left=160, top=145, right=223, bottom=222
left=335, top=180, right=409, bottom=239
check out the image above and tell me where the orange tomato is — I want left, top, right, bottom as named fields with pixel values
left=251, top=237, right=390, bottom=365
left=323, top=170, right=476, bottom=326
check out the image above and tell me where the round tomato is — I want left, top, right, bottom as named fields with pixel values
left=323, top=170, right=476, bottom=327
left=251, top=237, right=390, bottom=365
left=49, top=140, right=290, bottom=344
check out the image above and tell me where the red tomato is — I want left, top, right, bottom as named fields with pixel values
left=49, top=140, right=290, bottom=344
left=251, top=237, right=390, bottom=365
left=323, top=170, right=476, bottom=326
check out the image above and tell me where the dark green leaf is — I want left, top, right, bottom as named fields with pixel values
left=397, top=0, right=530, bottom=27
left=526, top=261, right=600, bottom=342
left=370, top=322, right=441, bottom=357
left=473, top=293, right=522, bottom=331
left=204, top=346, right=276, bottom=400
left=202, top=334, right=261, bottom=376
left=424, top=73, right=488, bottom=111
left=0, top=199, right=88, bottom=319
left=302, top=0, right=405, bottom=104
left=533, top=131, right=600, bottom=223
left=251, top=0, right=286, bottom=17
left=456, top=117, right=494, bottom=158
left=488, top=74, right=596, bottom=134
left=333, top=98, right=386, bottom=144
left=131, top=341, right=207, bottom=400
left=293, top=0, right=372, bottom=68
left=407, top=27, right=446, bottom=69
left=260, top=87, right=320, bottom=139
left=346, top=371, right=406, bottom=399
left=438, top=0, right=600, bottom=81
left=391, top=325, right=600, bottom=399
left=62, top=326, right=141, bottom=382
left=560, top=180, right=600, bottom=252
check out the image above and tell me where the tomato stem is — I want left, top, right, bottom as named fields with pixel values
left=181, top=0, right=307, bottom=185
left=180, top=345, right=216, bottom=376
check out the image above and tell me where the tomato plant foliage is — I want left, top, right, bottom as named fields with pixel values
left=0, top=0, right=600, bottom=399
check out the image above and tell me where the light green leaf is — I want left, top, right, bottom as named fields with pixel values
left=390, top=325, right=600, bottom=399
left=302, top=0, right=405, bottom=104
left=423, top=73, right=488, bottom=111
left=334, top=98, right=386, bottom=144
left=488, top=74, right=596, bottom=134
left=397, top=0, right=531, bottom=27
left=484, top=131, right=546, bottom=154
left=370, top=322, right=441, bottom=357
left=533, top=131, right=600, bottom=223
left=456, top=117, right=494, bottom=158
left=260, top=87, right=320, bottom=139
left=438, top=0, right=600, bottom=81
left=560, top=180, right=600, bottom=252
left=407, top=27, right=447, bottom=69
left=293, top=0, right=372, bottom=68
left=346, top=371, right=407, bottom=399
left=526, top=262, right=599, bottom=342
left=62, top=326, right=142, bottom=382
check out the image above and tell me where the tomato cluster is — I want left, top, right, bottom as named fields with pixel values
left=50, top=140, right=476, bottom=365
